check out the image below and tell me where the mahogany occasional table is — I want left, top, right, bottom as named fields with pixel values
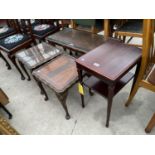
left=76, top=39, right=142, bottom=127
left=33, top=54, right=78, bottom=119
left=47, top=28, right=105, bottom=54
left=16, top=42, right=62, bottom=81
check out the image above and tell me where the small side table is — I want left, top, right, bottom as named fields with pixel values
left=76, top=39, right=142, bottom=127
left=33, top=54, right=78, bottom=119
left=16, top=42, right=63, bottom=81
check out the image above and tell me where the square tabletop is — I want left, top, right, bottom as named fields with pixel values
left=33, top=54, right=78, bottom=93
left=47, top=28, right=105, bottom=53
left=76, top=39, right=142, bottom=82
left=16, top=42, right=63, bottom=69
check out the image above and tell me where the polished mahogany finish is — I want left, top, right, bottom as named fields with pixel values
left=84, top=72, right=134, bottom=97
left=33, top=54, right=78, bottom=119
left=47, top=28, right=105, bottom=54
left=76, top=38, right=142, bottom=127
left=76, top=39, right=142, bottom=81
left=33, top=54, right=78, bottom=93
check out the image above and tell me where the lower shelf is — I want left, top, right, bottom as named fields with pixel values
left=83, top=72, right=134, bottom=98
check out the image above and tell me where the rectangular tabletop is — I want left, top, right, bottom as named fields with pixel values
left=47, top=28, right=105, bottom=53
left=33, top=54, right=78, bottom=93
left=76, top=39, right=142, bottom=82
left=16, top=42, right=62, bottom=69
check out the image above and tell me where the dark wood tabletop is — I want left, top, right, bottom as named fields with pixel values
left=76, top=39, right=142, bottom=82
left=33, top=54, right=78, bottom=93
left=47, top=28, right=105, bottom=54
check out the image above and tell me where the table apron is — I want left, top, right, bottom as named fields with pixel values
left=76, top=63, right=116, bottom=85
left=76, top=58, right=141, bottom=85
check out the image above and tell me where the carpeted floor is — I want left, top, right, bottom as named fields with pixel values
left=0, top=36, right=155, bottom=135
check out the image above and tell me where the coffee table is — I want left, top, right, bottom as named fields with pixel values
left=32, top=54, right=78, bottom=119
left=47, top=28, right=105, bottom=54
left=76, top=39, right=142, bottom=127
left=16, top=42, right=63, bottom=80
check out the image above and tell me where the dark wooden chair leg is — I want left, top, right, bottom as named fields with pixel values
left=63, top=47, right=66, bottom=51
left=0, top=52, right=11, bottom=70
left=33, top=39, right=37, bottom=45
left=118, top=35, right=122, bottom=40
left=69, top=49, right=73, bottom=55
left=114, top=33, right=118, bottom=39
left=8, top=55, right=25, bottom=80
left=55, top=91, right=70, bottom=120
left=39, top=39, right=42, bottom=43
left=106, top=84, right=115, bottom=127
left=126, top=37, right=133, bottom=44
left=145, top=113, right=155, bottom=133
left=122, top=36, right=126, bottom=43
left=0, top=103, right=13, bottom=119
left=75, top=52, right=78, bottom=56
left=18, top=60, right=31, bottom=81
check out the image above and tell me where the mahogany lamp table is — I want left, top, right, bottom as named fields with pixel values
left=76, top=39, right=142, bottom=127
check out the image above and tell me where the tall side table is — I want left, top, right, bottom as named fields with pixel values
left=76, top=39, right=142, bottom=127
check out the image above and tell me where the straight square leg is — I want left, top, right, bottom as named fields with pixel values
left=106, top=84, right=115, bottom=127
left=77, top=68, right=85, bottom=108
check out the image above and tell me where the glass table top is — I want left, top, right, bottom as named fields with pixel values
left=47, top=28, right=105, bottom=53
left=16, top=42, right=63, bottom=69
